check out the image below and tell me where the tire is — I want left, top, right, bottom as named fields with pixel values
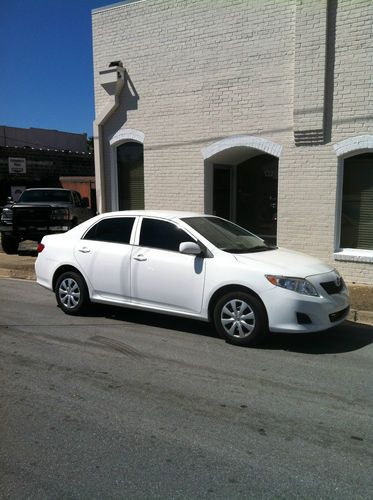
left=55, top=271, right=90, bottom=315
left=213, top=291, right=267, bottom=347
left=1, top=233, right=19, bottom=254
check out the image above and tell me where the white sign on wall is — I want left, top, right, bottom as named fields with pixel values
left=8, top=157, right=26, bottom=174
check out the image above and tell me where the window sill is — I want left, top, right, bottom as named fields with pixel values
left=334, top=249, right=373, bottom=264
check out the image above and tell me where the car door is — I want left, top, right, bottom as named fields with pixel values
left=131, top=217, right=206, bottom=313
left=74, top=216, right=136, bottom=301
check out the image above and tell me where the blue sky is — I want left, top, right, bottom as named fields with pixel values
left=0, top=0, right=115, bottom=137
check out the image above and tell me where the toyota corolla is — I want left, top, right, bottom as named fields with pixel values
left=35, top=211, right=350, bottom=347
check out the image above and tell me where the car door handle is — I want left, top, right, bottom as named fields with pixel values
left=133, top=254, right=147, bottom=262
left=78, top=247, right=91, bottom=253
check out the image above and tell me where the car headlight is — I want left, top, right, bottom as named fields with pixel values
left=1, top=208, right=13, bottom=222
left=266, top=275, right=319, bottom=297
left=51, top=208, right=69, bottom=220
left=333, top=268, right=343, bottom=281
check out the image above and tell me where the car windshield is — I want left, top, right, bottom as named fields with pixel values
left=183, top=216, right=276, bottom=253
left=19, top=190, right=71, bottom=203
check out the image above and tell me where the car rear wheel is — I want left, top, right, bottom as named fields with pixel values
left=55, top=271, right=90, bottom=315
left=213, top=291, right=267, bottom=346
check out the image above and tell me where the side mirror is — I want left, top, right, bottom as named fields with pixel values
left=179, top=241, right=202, bottom=256
left=81, top=197, right=89, bottom=208
left=7, top=196, right=13, bottom=203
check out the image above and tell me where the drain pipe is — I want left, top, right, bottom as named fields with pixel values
left=93, top=63, right=125, bottom=213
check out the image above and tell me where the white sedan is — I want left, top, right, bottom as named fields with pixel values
left=35, top=211, right=350, bottom=347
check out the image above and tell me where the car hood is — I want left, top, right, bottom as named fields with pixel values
left=234, top=248, right=333, bottom=278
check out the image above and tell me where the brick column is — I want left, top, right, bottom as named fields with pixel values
left=293, top=0, right=328, bottom=145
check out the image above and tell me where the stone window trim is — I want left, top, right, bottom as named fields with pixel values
left=109, top=128, right=145, bottom=211
left=201, top=135, right=282, bottom=161
left=334, top=135, right=373, bottom=264
left=109, top=128, right=145, bottom=147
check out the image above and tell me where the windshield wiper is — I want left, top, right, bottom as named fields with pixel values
left=222, top=245, right=277, bottom=254
left=221, top=248, right=245, bottom=253
left=244, top=245, right=277, bottom=253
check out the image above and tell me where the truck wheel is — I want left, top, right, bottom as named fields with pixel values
left=1, top=234, right=19, bottom=254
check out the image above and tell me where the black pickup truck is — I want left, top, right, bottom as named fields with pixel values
left=0, top=188, right=94, bottom=254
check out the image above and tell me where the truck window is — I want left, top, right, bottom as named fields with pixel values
left=73, top=192, right=82, bottom=206
left=19, top=190, right=72, bottom=203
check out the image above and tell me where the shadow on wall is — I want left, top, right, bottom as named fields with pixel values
left=324, top=0, right=337, bottom=144
left=107, top=71, right=140, bottom=135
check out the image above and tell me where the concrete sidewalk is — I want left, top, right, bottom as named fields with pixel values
left=0, top=242, right=372, bottom=326
left=0, top=242, right=37, bottom=280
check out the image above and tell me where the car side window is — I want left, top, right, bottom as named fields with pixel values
left=139, top=218, right=195, bottom=252
left=84, top=217, right=135, bottom=244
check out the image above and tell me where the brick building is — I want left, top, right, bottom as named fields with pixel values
left=92, top=0, right=373, bottom=284
left=0, top=126, right=95, bottom=209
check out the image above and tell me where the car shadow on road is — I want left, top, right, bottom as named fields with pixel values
left=98, top=304, right=218, bottom=339
left=89, top=304, right=373, bottom=355
left=259, top=321, right=373, bottom=354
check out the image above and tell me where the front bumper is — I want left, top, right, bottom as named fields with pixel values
left=0, top=223, right=72, bottom=239
left=261, top=273, right=350, bottom=333
left=0, top=223, right=13, bottom=233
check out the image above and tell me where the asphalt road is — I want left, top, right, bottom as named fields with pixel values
left=1, top=279, right=372, bottom=499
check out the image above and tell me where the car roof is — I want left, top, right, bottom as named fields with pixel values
left=99, top=210, right=208, bottom=220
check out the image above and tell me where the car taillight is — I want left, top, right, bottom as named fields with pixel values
left=37, top=243, right=45, bottom=253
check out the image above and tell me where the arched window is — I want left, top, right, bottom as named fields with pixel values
left=334, top=136, right=373, bottom=258
left=109, top=128, right=145, bottom=211
left=202, top=136, right=282, bottom=244
left=116, top=141, right=144, bottom=210
left=340, top=153, right=373, bottom=250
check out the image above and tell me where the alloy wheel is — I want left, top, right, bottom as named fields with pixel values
left=220, top=299, right=255, bottom=339
left=58, top=277, right=81, bottom=309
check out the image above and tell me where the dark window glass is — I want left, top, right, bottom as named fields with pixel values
left=117, top=142, right=144, bottom=210
left=73, top=192, right=82, bottom=206
left=183, top=216, right=273, bottom=253
left=140, top=218, right=194, bottom=252
left=213, top=166, right=231, bottom=220
left=84, top=217, right=135, bottom=244
left=236, top=154, right=278, bottom=245
left=341, top=154, right=373, bottom=250
left=19, top=189, right=72, bottom=203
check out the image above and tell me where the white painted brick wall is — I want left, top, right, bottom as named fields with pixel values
left=92, top=0, right=373, bottom=284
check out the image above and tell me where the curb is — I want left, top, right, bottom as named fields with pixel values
left=0, top=254, right=36, bottom=281
left=348, top=309, right=373, bottom=327
left=0, top=269, right=36, bottom=280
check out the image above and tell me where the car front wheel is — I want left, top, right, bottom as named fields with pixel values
left=55, top=271, right=90, bottom=315
left=213, top=291, right=267, bottom=346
